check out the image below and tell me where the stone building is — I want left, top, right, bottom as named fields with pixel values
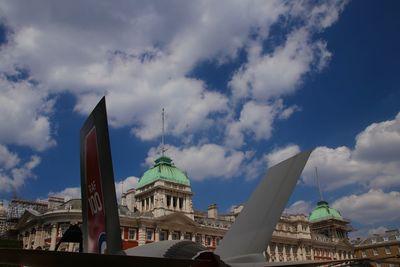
left=15, top=155, right=230, bottom=251
left=14, top=154, right=354, bottom=263
left=0, top=200, right=7, bottom=236
left=353, top=229, right=400, bottom=267
left=266, top=200, right=353, bottom=262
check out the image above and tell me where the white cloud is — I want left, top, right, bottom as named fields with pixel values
left=290, top=0, right=348, bottom=31
left=115, top=176, right=139, bottom=200
left=230, top=29, right=330, bottom=102
left=0, top=0, right=290, bottom=143
left=0, top=144, right=20, bottom=169
left=49, top=176, right=139, bottom=202
left=302, top=112, right=400, bottom=191
left=0, top=77, right=55, bottom=151
left=278, top=105, right=301, bottom=120
left=284, top=200, right=312, bottom=215
left=49, top=187, right=81, bottom=201
left=367, top=226, right=389, bottom=236
left=0, top=152, right=41, bottom=192
left=332, top=189, right=400, bottom=225
left=265, top=144, right=301, bottom=167
left=242, top=153, right=268, bottom=181
left=0, top=0, right=346, bottom=149
left=354, top=113, right=400, bottom=163
left=145, top=144, right=244, bottom=181
left=225, top=101, right=282, bottom=148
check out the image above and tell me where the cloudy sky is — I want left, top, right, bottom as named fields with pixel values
left=0, top=0, right=399, bottom=238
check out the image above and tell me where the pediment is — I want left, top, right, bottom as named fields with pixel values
left=15, top=209, right=39, bottom=229
left=156, top=212, right=199, bottom=228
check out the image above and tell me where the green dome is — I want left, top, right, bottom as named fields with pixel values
left=309, top=201, right=343, bottom=222
left=137, top=155, right=190, bottom=188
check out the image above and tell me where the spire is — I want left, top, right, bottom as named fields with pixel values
left=161, top=108, right=167, bottom=156
left=315, top=167, right=324, bottom=201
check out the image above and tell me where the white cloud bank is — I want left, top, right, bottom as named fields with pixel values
left=0, top=0, right=346, bottom=145
left=302, top=112, right=400, bottom=191
left=0, top=0, right=348, bottom=190
left=145, top=144, right=244, bottom=181
left=285, top=200, right=313, bottom=215
left=48, top=176, right=139, bottom=202
left=0, top=144, right=41, bottom=192
left=332, top=190, right=400, bottom=225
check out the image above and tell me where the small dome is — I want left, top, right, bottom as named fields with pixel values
left=137, top=155, right=190, bottom=189
left=309, top=201, right=343, bottom=222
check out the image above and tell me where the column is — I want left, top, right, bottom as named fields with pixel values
left=50, top=224, right=58, bottom=250
left=155, top=228, right=160, bottom=242
left=33, top=227, right=41, bottom=249
left=283, top=245, right=287, bottom=261
left=297, top=246, right=302, bottom=260
left=311, top=247, right=314, bottom=260
left=168, top=231, right=172, bottom=241
left=266, top=245, right=271, bottom=262
left=138, top=227, right=146, bottom=246
left=302, top=246, right=307, bottom=261
left=290, top=246, right=294, bottom=261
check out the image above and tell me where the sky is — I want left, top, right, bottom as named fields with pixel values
left=0, top=0, right=399, bottom=238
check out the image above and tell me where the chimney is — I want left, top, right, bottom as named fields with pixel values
left=208, top=204, right=218, bottom=219
left=125, top=188, right=136, bottom=212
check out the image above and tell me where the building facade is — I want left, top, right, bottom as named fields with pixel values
left=266, top=200, right=353, bottom=263
left=353, top=229, right=400, bottom=267
left=0, top=200, right=7, bottom=236
left=13, top=154, right=353, bottom=262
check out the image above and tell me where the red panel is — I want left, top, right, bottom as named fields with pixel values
left=85, top=127, right=107, bottom=254
left=123, top=227, right=128, bottom=240
left=122, top=240, right=138, bottom=250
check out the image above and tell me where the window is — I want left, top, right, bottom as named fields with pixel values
left=128, top=229, right=136, bottom=240
left=195, top=234, right=202, bottom=243
left=151, top=196, right=154, bottom=204
left=159, top=230, right=167, bottom=241
left=173, top=197, right=177, bottom=208
left=141, top=200, right=144, bottom=208
left=179, top=197, right=183, bottom=209
left=166, top=195, right=171, bottom=207
left=206, top=236, right=212, bottom=246
left=172, top=231, right=180, bottom=240
left=385, top=246, right=391, bottom=254
left=184, top=233, right=191, bottom=240
left=361, top=250, right=366, bottom=258
left=216, top=237, right=221, bottom=246
left=373, top=248, right=378, bottom=255
left=146, top=229, right=153, bottom=240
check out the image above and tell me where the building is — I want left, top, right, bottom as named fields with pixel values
left=0, top=200, right=7, bottom=236
left=13, top=154, right=353, bottom=262
left=15, top=155, right=229, bottom=251
left=353, top=229, right=400, bottom=267
left=266, top=200, right=353, bottom=262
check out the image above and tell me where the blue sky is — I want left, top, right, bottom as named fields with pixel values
left=0, top=0, right=399, bottom=237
